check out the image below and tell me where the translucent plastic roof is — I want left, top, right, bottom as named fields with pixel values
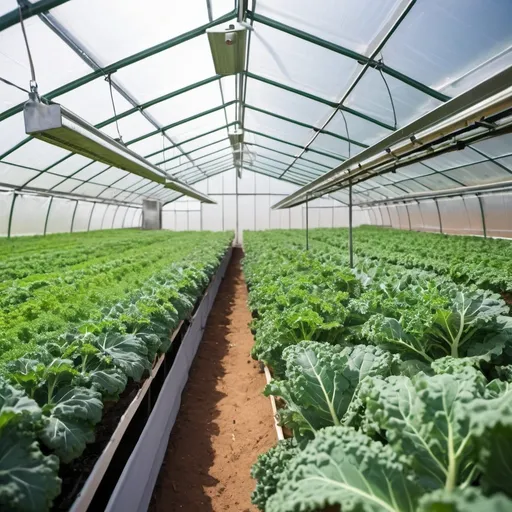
left=0, top=0, right=511, bottom=207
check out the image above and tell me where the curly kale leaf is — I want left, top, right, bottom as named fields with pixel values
left=267, top=426, right=424, bottom=512
left=250, top=439, right=300, bottom=511
left=265, top=342, right=398, bottom=438
left=360, top=369, right=485, bottom=492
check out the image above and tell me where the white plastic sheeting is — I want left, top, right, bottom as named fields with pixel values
left=363, top=191, right=512, bottom=239
left=0, top=0, right=511, bottom=212
left=162, top=169, right=368, bottom=241
left=0, top=191, right=141, bottom=237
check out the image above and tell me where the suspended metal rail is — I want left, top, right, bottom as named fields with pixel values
left=273, top=65, right=512, bottom=210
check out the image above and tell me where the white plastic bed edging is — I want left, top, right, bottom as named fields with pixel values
left=263, top=365, right=285, bottom=442
left=70, top=321, right=184, bottom=512
left=105, top=246, right=233, bottom=512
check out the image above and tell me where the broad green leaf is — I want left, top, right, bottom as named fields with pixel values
left=418, top=488, right=512, bottom=512
left=468, top=385, right=512, bottom=497
left=94, top=333, right=151, bottom=381
left=361, top=372, right=482, bottom=491
left=265, top=342, right=398, bottom=437
left=0, top=377, right=41, bottom=430
left=267, top=426, right=423, bottom=512
left=40, top=386, right=102, bottom=463
left=0, top=425, right=61, bottom=512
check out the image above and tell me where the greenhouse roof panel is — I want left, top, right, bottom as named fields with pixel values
left=0, top=0, right=510, bottom=206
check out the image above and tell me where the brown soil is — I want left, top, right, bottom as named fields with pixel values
left=151, top=248, right=275, bottom=512
left=501, top=292, right=512, bottom=306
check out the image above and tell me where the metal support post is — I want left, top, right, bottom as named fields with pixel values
left=7, top=193, right=17, bottom=239
left=434, top=199, right=443, bottom=233
left=305, top=193, right=309, bottom=250
left=404, top=201, right=412, bottom=230
left=477, top=194, right=487, bottom=238
left=87, top=202, right=97, bottom=232
left=121, top=206, right=130, bottom=228
left=235, top=171, right=239, bottom=244
left=200, top=202, right=203, bottom=231
left=349, top=180, right=354, bottom=268
left=43, top=197, right=54, bottom=236
left=70, top=200, right=79, bottom=233
left=111, top=205, right=121, bottom=229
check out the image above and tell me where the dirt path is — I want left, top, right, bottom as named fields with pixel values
left=151, top=248, right=275, bottom=512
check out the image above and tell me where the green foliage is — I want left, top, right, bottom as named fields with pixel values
left=0, top=229, right=233, bottom=510
left=245, top=230, right=512, bottom=512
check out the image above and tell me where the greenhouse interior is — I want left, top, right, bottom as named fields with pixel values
left=1, top=0, right=512, bottom=511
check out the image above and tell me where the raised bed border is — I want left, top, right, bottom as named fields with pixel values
left=69, top=246, right=233, bottom=512
left=104, top=246, right=232, bottom=512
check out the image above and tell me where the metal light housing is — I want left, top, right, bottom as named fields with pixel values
left=206, top=22, right=247, bottom=76
left=23, top=98, right=215, bottom=203
left=228, top=128, right=244, bottom=146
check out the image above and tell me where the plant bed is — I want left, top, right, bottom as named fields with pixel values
left=0, top=231, right=234, bottom=512
left=96, top=246, right=233, bottom=512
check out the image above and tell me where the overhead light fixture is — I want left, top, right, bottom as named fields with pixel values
left=228, top=128, right=244, bottom=147
left=206, top=22, right=247, bottom=76
left=23, top=98, right=215, bottom=203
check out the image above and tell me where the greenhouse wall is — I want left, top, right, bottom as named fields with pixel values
left=162, top=170, right=369, bottom=241
left=362, top=191, right=512, bottom=239
left=0, top=191, right=142, bottom=237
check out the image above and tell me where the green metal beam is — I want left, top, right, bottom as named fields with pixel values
left=256, top=154, right=323, bottom=179
left=245, top=142, right=332, bottom=170
left=248, top=12, right=450, bottom=103
left=157, top=137, right=228, bottom=165
left=0, top=0, right=72, bottom=32
left=176, top=154, right=233, bottom=177
left=158, top=144, right=230, bottom=168
left=246, top=72, right=395, bottom=131
left=245, top=104, right=368, bottom=148
left=0, top=10, right=237, bottom=123
left=244, top=128, right=345, bottom=162
left=96, top=75, right=222, bottom=128
left=126, top=101, right=237, bottom=145
left=144, top=124, right=232, bottom=159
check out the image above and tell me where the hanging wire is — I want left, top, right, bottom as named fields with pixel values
left=105, top=74, right=124, bottom=143
left=339, top=110, right=351, bottom=158
left=0, top=76, right=30, bottom=94
left=376, top=55, right=398, bottom=130
left=17, top=0, right=39, bottom=97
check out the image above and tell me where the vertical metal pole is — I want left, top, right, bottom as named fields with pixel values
left=7, top=193, right=17, bottom=239
left=349, top=180, right=354, bottom=268
left=416, top=200, right=424, bottom=230
left=70, top=201, right=79, bottom=233
left=385, top=204, right=392, bottom=227
left=305, top=193, right=309, bottom=250
left=43, top=197, right=54, bottom=236
left=111, top=205, right=121, bottom=229
left=477, top=194, right=487, bottom=238
left=235, top=170, right=239, bottom=244
left=121, top=206, right=130, bottom=228
left=87, top=202, right=97, bottom=232
left=434, top=199, right=443, bottom=233
left=404, top=201, right=412, bottom=230
left=100, top=204, right=109, bottom=230
left=200, top=202, right=203, bottom=231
